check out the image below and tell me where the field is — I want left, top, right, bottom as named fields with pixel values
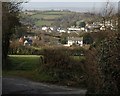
left=28, top=11, right=75, bottom=26
left=3, top=55, right=55, bottom=82
left=35, top=20, right=53, bottom=26
left=7, top=55, right=40, bottom=70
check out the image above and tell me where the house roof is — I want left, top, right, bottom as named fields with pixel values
left=68, top=37, right=83, bottom=41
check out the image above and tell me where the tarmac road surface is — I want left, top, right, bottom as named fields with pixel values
left=2, top=77, right=87, bottom=96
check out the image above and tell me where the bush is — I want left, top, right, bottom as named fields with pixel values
left=9, top=46, right=43, bottom=55
left=39, top=47, right=87, bottom=87
left=85, top=32, right=120, bottom=95
left=97, top=32, right=120, bottom=95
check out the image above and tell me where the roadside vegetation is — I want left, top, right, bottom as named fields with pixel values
left=3, top=47, right=87, bottom=88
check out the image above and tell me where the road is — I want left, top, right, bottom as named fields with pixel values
left=2, top=77, right=87, bottom=95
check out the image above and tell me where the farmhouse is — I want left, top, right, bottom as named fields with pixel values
left=42, top=26, right=48, bottom=31
left=67, top=37, right=83, bottom=47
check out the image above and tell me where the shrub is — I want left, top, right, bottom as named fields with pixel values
left=97, top=32, right=120, bottom=95
left=39, top=47, right=87, bottom=87
left=85, top=32, right=120, bottom=95
left=9, top=46, right=43, bottom=55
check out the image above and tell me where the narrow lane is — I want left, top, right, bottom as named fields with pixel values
left=2, top=77, right=87, bottom=95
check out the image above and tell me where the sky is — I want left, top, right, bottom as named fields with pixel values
left=29, top=0, right=119, bottom=2
left=22, top=0, right=119, bottom=12
left=1, top=0, right=119, bottom=2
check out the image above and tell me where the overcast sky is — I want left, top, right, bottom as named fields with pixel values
left=29, top=0, right=119, bottom=2
left=22, top=0, right=119, bottom=12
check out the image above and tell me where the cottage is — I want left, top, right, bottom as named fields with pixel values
left=24, top=40, right=29, bottom=46
left=42, top=26, right=48, bottom=31
left=23, top=36, right=33, bottom=46
left=67, top=37, right=83, bottom=47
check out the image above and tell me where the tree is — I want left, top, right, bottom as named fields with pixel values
left=79, top=22, right=86, bottom=27
left=84, top=2, right=119, bottom=94
left=60, top=33, right=68, bottom=44
left=83, top=33, right=93, bottom=44
left=100, top=1, right=115, bottom=30
left=2, top=1, right=23, bottom=68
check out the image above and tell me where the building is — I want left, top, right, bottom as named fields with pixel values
left=67, top=37, right=83, bottom=47
left=42, top=26, right=48, bottom=31
left=67, top=27, right=81, bottom=31
left=57, top=28, right=66, bottom=33
left=22, top=36, right=33, bottom=46
left=19, top=37, right=24, bottom=44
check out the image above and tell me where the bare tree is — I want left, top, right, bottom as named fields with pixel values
left=101, top=1, right=116, bottom=30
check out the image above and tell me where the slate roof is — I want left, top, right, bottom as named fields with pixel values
left=68, top=37, right=83, bottom=41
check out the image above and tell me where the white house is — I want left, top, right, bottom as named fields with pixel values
left=67, top=37, right=83, bottom=47
left=57, top=28, right=66, bottom=33
left=50, top=27, right=54, bottom=31
left=59, top=29, right=66, bottom=33
left=42, top=26, right=48, bottom=31
left=67, top=28, right=81, bottom=31
left=100, top=26, right=106, bottom=30
left=80, top=27, right=85, bottom=31
left=24, top=40, right=29, bottom=46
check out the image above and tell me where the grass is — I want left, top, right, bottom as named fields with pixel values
left=35, top=20, right=53, bottom=26
left=42, top=11, right=72, bottom=15
left=29, top=11, right=75, bottom=26
left=32, top=14, right=61, bottom=20
left=30, top=46, right=42, bottom=50
left=3, top=55, right=57, bottom=83
left=8, top=55, right=40, bottom=57
left=3, top=55, right=87, bottom=88
left=7, top=55, right=40, bottom=70
left=71, top=56, right=86, bottom=62
left=31, top=11, right=73, bottom=19
left=4, top=55, right=85, bottom=71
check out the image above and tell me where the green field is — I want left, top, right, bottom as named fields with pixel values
left=8, top=55, right=40, bottom=70
left=3, top=55, right=55, bottom=82
left=32, top=14, right=62, bottom=19
left=28, top=11, right=75, bottom=26
left=35, top=20, right=53, bottom=26
left=31, top=11, right=73, bottom=19
left=4, top=55, right=85, bottom=71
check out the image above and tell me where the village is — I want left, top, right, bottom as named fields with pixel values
left=18, top=17, right=118, bottom=47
